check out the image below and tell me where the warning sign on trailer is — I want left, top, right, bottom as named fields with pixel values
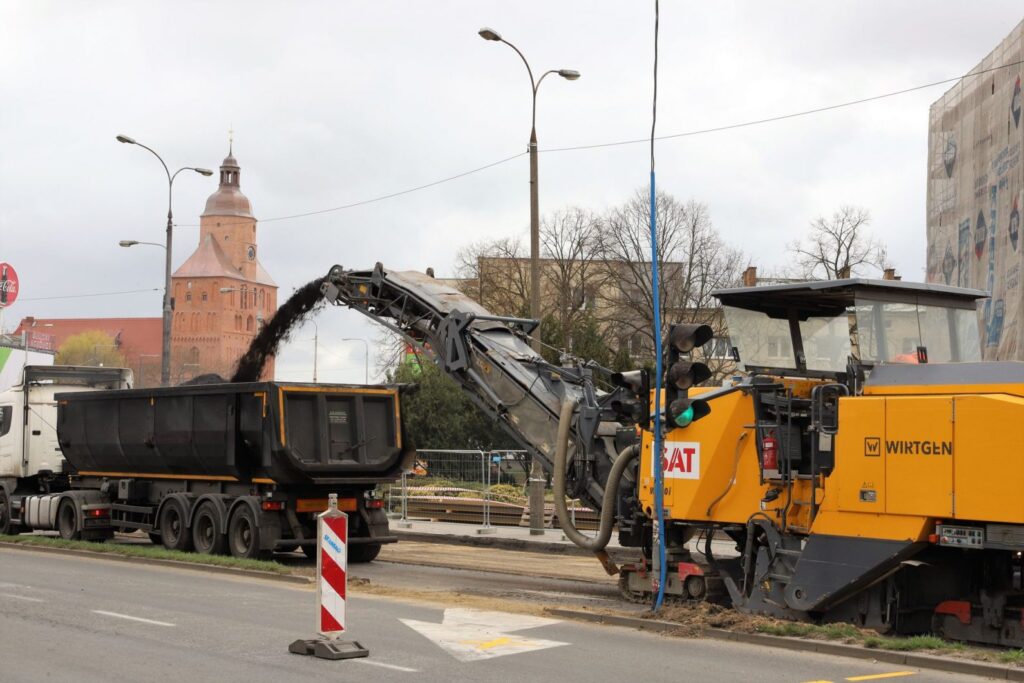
left=660, top=441, right=700, bottom=479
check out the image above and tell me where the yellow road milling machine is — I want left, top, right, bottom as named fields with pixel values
left=321, top=264, right=1024, bottom=647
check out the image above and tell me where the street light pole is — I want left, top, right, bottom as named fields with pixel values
left=310, top=320, right=319, bottom=383
left=340, top=338, right=369, bottom=384
left=116, top=135, right=212, bottom=387
left=478, top=27, right=579, bottom=354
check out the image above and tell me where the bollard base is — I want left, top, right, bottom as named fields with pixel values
left=289, top=638, right=369, bottom=660
left=476, top=527, right=497, bottom=535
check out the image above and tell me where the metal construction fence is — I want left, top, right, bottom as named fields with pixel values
left=381, top=448, right=599, bottom=532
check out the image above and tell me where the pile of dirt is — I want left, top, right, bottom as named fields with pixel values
left=647, top=602, right=775, bottom=637
left=178, top=373, right=227, bottom=386
left=231, top=277, right=326, bottom=382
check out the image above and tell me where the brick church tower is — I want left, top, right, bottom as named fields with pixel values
left=170, top=145, right=278, bottom=381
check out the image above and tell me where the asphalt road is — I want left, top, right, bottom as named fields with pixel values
left=0, top=548, right=988, bottom=683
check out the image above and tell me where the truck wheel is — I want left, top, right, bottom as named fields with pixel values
left=159, top=500, right=192, bottom=552
left=0, top=489, right=11, bottom=536
left=228, top=505, right=271, bottom=560
left=301, top=543, right=317, bottom=560
left=57, top=499, right=81, bottom=541
left=348, top=543, right=382, bottom=563
left=192, top=502, right=226, bottom=555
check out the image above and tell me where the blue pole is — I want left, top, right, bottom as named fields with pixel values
left=649, top=171, right=667, bottom=611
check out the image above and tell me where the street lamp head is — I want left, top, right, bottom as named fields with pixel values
left=478, top=27, right=502, bottom=41
left=116, top=134, right=136, bottom=145
left=194, top=167, right=214, bottom=177
left=557, top=69, right=581, bottom=81
left=119, top=240, right=138, bottom=248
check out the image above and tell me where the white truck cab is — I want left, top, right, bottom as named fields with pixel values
left=0, top=366, right=132, bottom=513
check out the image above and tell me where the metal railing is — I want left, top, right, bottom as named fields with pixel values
left=387, top=449, right=531, bottom=534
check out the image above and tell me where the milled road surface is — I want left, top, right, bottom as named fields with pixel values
left=0, top=548, right=984, bottom=683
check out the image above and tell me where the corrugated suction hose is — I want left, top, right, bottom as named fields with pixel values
left=554, top=399, right=640, bottom=553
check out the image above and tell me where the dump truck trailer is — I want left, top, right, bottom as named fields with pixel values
left=0, top=365, right=412, bottom=562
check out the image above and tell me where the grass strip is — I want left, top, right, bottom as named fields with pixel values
left=0, top=534, right=289, bottom=574
left=755, top=621, right=964, bottom=652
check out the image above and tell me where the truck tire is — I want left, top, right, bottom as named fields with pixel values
left=348, top=543, right=382, bottom=563
left=192, top=502, right=226, bottom=555
left=57, top=499, right=81, bottom=541
left=301, top=543, right=317, bottom=560
left=159, top=500, right=192, bottom=552
left=228, top=505, right=271, bottom=560
left=0, top=489, right=11, bottom=536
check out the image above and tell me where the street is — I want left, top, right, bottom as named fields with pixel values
left=0, top=548, right=985, bottom=683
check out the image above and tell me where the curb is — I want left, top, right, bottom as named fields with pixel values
left=546, top=608, right=1024, bottom=682
left=0, top=541, right=312, bottom=586
left=374, top=557, right=613, bottom=586
left=392, top=529, right=636, bottom=562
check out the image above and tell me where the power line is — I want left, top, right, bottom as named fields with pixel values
left=176, top=151, right=527, bottom=228
left=177, top=57, right=1024, bottom=228
left=544, top=57, right=1024, bottom=153
left=19, top=287, right=160, bottom=302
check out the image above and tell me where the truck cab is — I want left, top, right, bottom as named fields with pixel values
left=0, top=365, right=132, bottom=530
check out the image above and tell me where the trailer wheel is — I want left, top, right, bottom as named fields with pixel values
left=159, top=500, right=192, bottom=552
left=228, top=505, right=271, bottom=560
left=348, top=543, right=382, bottom=563
left=192, top=502, right=226, bottom=555
left=0, top=489, right=11, bottom=536
left=57, top=499, right=81, bottom=541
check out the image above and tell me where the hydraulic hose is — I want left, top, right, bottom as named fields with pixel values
left=553, top=398, right=641, bottom=552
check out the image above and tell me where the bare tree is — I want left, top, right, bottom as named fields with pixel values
left=596, top=190, right=743, bottom=375
left=790, top=206, right=886, bottom=279
left=540, top=207, right=605, bottom=353
left=453, top=237, right=530, bottom=316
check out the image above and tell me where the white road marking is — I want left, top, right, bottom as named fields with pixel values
left=353, top=659, right=419, bottom=673
left=92, top=610, right=175, bottom=627
left=401, top=607, right=567, bottom=662
left=0, top=593, right=44, bottom=603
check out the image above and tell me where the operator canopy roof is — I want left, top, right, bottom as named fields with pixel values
left=713, top=278, right=987, bottom=320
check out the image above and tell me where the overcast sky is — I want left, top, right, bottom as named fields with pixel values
left=2, top=2, right=1022, bottom=382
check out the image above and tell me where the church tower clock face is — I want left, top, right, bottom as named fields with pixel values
left=247, top=245, right=256, bottom=261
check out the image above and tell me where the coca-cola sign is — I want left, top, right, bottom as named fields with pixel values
left=0, top=262, right=17, bottom=308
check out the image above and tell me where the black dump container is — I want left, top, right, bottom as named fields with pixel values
left=56, top=381, right=411, bottom=486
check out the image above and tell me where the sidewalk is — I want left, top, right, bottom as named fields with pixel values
left=388, top=518, right=740, bottom=560
left=389, top=518, right=631, bottom=557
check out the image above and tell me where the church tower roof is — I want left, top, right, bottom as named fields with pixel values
left=201, top=146, right=254, bottom=218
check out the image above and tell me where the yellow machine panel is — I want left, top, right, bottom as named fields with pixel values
left=640, top=389, right=764, bottom=524
left=953, top=394, right=1024, bottom=523
left=884, top=396, right=953, bottom=518
left=829, top=396, right=887, bottom=514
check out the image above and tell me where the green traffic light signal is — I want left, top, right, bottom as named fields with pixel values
left=668, top=397, right=710, bottom=428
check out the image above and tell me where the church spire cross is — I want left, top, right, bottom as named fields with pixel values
left=228, top=124, right=233, bottom=155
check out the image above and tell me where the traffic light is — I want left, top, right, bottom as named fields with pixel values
left=664, top=323, right=713, bottom=429
left=610, top=369, right=651, bottom=427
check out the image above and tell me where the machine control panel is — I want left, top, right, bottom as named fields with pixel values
left=936, top=524, right=984, bottom=549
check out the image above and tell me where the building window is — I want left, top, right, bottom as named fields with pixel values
left=704, top=336, right=732, bottom=359
left=185, top=292, right=192, bottom=302
left=188, top=347, right=200, bottom=364
left=187, top=281, right=192, bottom=289
left=246, top=316, right=254, bottom=332
left=201, top=291, right=208, bottom=302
